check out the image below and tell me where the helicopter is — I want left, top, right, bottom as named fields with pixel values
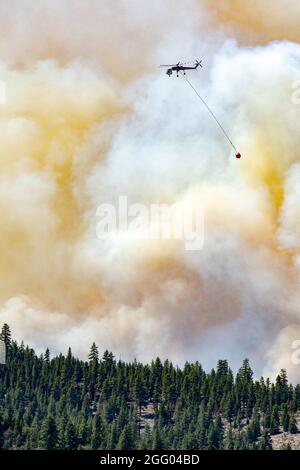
left=160, top=60, right=203, bottom=77
left=160, top=59, right=242, bottom=159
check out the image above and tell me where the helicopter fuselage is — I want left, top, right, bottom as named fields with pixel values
left=166, top=63, right=201, bottom=77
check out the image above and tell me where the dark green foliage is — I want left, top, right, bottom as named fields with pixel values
left=288, top=416, right=298, bottom=434
left=270, top=405, right=280, bottom=435
left=0, top=324, right=300, bottom=450
left=39, top=415, right=57, bottom=449
left=207, top=415, right=224, bottom=450
left=89, top=343, right=99, bottom=364
left=247, top=410, right=261, bottom=442
left=258, top=431, right=272, bottom=450
left=275, top=369, right=289, bottom=405
left=0, top=323, right=11, bottom=348
left=91, top=414, right=104, bottom=449
left=64, top=420, right=78, bottom=450
left=281, top=404, right=290, bottom=432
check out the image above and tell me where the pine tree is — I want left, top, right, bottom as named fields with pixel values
left=89, top=342, right=99, bottom=363
left=270, top=405, right=280, bottom=435
left=288, top=416, right=298, bottom=434
left=275, top=369, right=289, bottom=405
left=294, top=385, right=300, bottom=411
left=117, top=424, right=134, bottom=450
left=102, top=350, right=115, bottom=370
left=281, top=405, right=290, bottom=432
left=133, top=373, right=148, bottom=419
left=91, top=414, right=103, bottom=450
left=247, top=412, right=261, bottom=442
left=107, top=421, right=119, bottom=449
left=64, top=420, right=78, bottom=450
left=1, top=323, right=11, bottom=347
left=224, top=427, right=235, bottom=450
left=39, top=415, right=57, bottom=450
left=44, top=348, right=50, bottom=364
left=152, top=427, right=164, bottom=450
left=207, top=416, right=224, bottom=450
left=138, top=423, right=152, bottom=450
left=237, top=359, right=253, bottom=383
left=78, top=419, right=88, bottom=448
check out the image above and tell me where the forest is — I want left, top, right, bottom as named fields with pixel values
left=0, top=323, right=299, bottom=450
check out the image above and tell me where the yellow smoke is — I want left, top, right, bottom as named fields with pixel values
left=0, top=61, right=124, bottom=312
left=206, top=0, right=300, bottom=44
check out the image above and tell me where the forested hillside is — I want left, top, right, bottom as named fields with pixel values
left=0, top=324, right=299, bottom=450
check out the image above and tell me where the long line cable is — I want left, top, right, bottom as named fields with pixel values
left=181, top=73, right=239, bottom=155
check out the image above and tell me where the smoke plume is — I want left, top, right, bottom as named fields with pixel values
left=1, top=0, right=300, bottom=380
